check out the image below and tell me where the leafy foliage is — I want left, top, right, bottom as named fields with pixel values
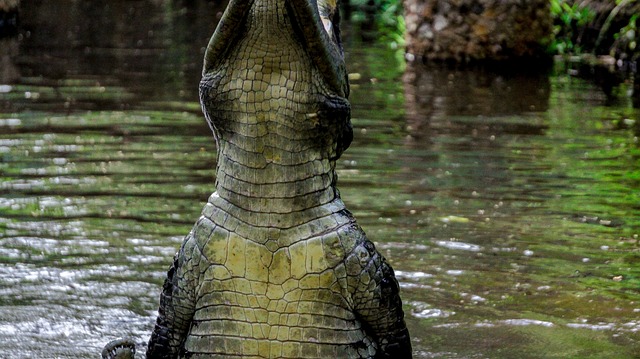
left=548, top=0, right=638, bottom=59
left=613, top=13, right=637, bottom=57
left=548, top=0, right=596, bottom=54
left=348, top=0, right=405, bottom=49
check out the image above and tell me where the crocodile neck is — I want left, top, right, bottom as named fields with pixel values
left=204, top=0, right=344, bottom=228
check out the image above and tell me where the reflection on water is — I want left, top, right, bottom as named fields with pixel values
left=1, top=1, right=639, bottom=358
left=3, top=0, right=226, bottom=112
left=0, top=36, right=19, bottom=83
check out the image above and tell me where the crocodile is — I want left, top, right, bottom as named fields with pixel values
left=103, top=0, right=411, bottom=357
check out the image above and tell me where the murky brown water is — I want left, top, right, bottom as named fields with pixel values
left=1, top=1, right=639, bottom=358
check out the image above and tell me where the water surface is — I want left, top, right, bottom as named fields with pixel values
left=1, top=2, right=639, bottom=358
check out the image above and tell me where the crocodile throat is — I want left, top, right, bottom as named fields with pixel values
left=199, top=0, right=352, bottom=223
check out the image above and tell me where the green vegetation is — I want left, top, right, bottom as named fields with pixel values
left=548, top=0, right=639, bottom=59
left=612, top=12, right=638, bottom=55
left=548, top=0, right=596, bottom=54
left=597, top=0, right=637, bottom=53
left=347, top=0, right=405, bottom=60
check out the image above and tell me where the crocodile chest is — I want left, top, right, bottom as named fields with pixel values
left=182, top=198, right=377, bottom=358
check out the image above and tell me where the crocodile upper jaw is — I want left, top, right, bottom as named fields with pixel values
left=203, top=0, right=348, bottom=98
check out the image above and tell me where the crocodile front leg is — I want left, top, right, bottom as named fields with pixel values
left=341, top=223, right=412, bottom=358
left=147, top=238, right=199, bottom=359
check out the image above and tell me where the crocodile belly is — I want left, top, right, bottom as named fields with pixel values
left=183, top=223, right=376, bottom=358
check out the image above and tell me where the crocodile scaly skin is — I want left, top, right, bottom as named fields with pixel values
left=138, top=1, right=410, bottom=357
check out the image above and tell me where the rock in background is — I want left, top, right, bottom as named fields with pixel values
left=403, top=0, right=552, bottom=63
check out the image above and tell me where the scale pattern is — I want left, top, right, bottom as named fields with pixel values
left=144, top=0, right=411, bottom=358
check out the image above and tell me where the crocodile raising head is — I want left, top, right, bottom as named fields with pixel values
left=103, top=0, right=411, bottom=357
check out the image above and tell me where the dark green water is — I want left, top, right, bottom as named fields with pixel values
left=1, top=2, right=639, bottom=358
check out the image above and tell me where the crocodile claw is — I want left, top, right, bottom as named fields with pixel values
left=102, top=338, right=136, bottom=359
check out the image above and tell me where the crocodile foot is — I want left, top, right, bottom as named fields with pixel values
left=102, top=338, right=136, bottom=359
